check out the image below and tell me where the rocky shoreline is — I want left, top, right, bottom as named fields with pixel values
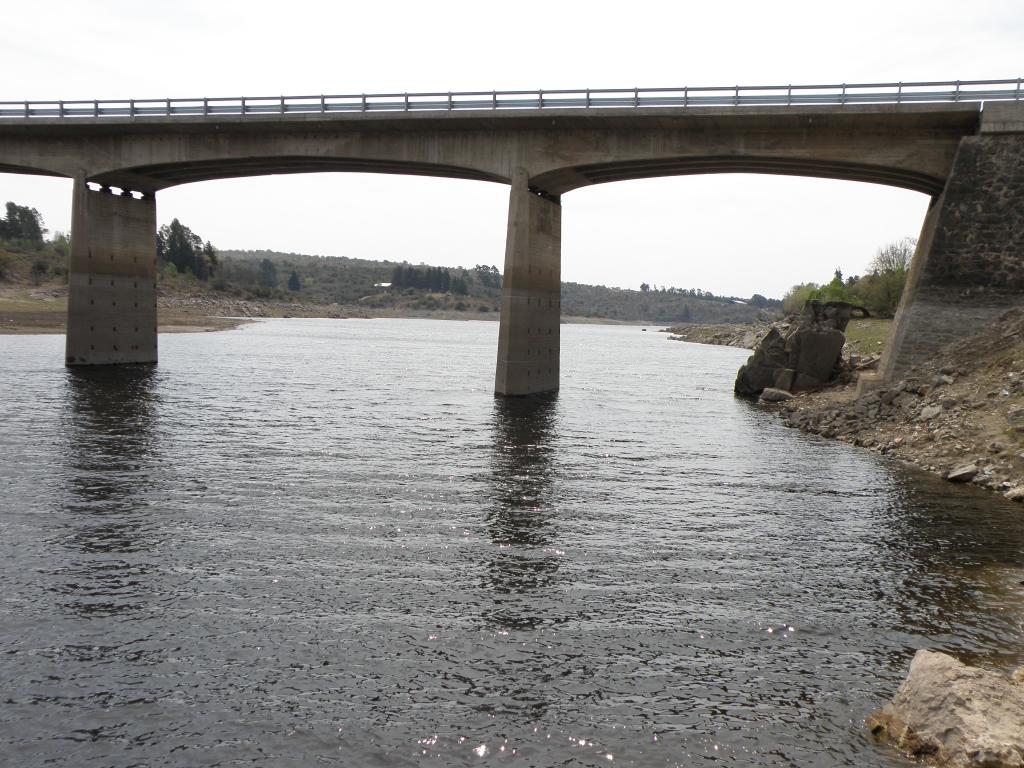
left=776, top=309, right=1024, bottom=501
left=667, top=312, right=1024, bottom=503
left=663, top=322, right=771, bottom=349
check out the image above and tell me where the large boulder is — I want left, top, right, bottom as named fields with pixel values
left=867, top=650, right=1024, bottom=767
left=735, top=300, right=864, bottom=397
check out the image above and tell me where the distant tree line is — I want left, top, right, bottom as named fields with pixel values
left=157, top=219, right=218, bottom=280
left=639, top=280, right=782, bottom=308
left=391, top=264, right=469, bottom=294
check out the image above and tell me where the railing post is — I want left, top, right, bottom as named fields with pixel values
left=787, top=85, right=792, bottom=106
left=683, top=86, right=688, bottom=107
left=492, top=90, right=497, bottom=109
left=585, top=88, right=591, bottom=108
left=1017, top=78, right=1022, bottom=100
left=23, top=100, right=29, bottom=118
left=404, top=93, right=409, bottom=111
left=448, top=91, right=453, bottom=110
left=203, top=97, right=208, bottom=116
left=279, top=95, right=284, bottom=114
left=318, top=95, right=324, bottom=113
left=840, top=84, right=846, bottom=105
left=954, top=81, right=960, bottom=101
left=733, top=85, right=739, bottom=106
left=897, top=82, right=902, bottom=103
left=539, top=88, right=544, bottom=108
left=241, top=96, right=247, bottom=115
left=129, top=98, right=135, bottom=117
left=633, top=87, right=639, bottom=107
left=165, top=98, right=170, bottom=116
left=93, top=100, right=98, bottom=118
left=58, top=100, right=64, bottom=118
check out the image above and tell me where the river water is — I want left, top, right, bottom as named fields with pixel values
left=1, top=318, right=1023, bottom=767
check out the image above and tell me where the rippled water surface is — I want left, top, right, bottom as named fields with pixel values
left=2, top=319, right=1024, bottom=767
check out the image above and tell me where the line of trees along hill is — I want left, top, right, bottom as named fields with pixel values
left=217, top=249, right=770, bottom=322
left=1, top=202, right=783, bottom=324
left=783, top=237, right=916, bottom=317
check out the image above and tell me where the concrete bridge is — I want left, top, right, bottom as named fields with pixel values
left=1, top=80, right=1023, bottom=395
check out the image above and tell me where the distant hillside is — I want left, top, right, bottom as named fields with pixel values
left=0, top=205, right=782, bottom=327
left=561, top=282, right=776, bottom=324
left=220, top=249, right=779, bottom=323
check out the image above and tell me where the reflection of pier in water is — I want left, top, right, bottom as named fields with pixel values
left=56, top=367, right=161, bottom=618
left=482, top=394, right=563, bottom=632
left=458, top=394, right=566, bottom=720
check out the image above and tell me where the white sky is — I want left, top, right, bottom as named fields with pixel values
left=1, top=0, right=1021, bottom=298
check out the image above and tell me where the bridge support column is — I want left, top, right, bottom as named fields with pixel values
left=65, top=178, right=158, bottom=366
left=875, top=107, right=1024, bottom=386
left=494, top=169, right=561, bottom=396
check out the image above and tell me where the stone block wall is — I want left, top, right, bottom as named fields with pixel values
left=881, top=129, right=1024, bottom=381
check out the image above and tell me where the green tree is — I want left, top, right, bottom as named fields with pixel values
left=783, top=282, right=819, bottom=313
left=853, top=236, right=917, bottom=316
left=749, top=293, right=769, bottom=308
left=258, top=258, right=278, bottom=288
left=814, top=268, right=853, bottom=303
left=157, top=219, right=215, bottom=280
left=287, top=270, right=301, bottom=291
left=0, top=202, right=46, bottom=246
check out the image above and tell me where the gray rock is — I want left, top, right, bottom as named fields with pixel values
left=759, top=387, right=794, bottom=403
left=867, top=650, right=1024, bottom=767
left=920, top=405, right=943, bottom=421
left=947, top=464, right=979, bottom=483
left=734, top=301, right=866, bottom=398
left=1003, top=485, right=1024, bottom=502
left=773, top=368, right=796, bottom=391
left=787, top=327, right=845, bottom=382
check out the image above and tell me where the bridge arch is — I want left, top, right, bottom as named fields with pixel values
left=91, top=156, right=509, bottom=194
left=533, top=155, right=947, bottom=198
left=0, top=160, right=69, bottom=179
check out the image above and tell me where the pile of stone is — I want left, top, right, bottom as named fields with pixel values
left=868, top=650, right=1024, bottom=767
left=734, top=301, right=867, bottom=400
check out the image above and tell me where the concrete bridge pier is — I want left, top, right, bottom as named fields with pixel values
left=874, top=103, right=1024, bottom=386
left=65, top=178, right=158, bottom=366
left=494, top=169, right=561, bottom=396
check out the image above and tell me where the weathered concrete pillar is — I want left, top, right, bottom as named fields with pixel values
left=876, top=102, right=1024, bottom=384
left=494, top=169, right=561, bottom=396
left=66, top=178, right=158, bottom=366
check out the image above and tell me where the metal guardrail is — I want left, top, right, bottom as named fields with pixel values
left=1, top=79, right=1021, bottom=119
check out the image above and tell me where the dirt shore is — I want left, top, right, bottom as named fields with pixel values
left=0, top=287, right=648, bottom=334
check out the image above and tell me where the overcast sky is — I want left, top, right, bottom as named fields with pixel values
left=2, top=0, right=1021, bottom=298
